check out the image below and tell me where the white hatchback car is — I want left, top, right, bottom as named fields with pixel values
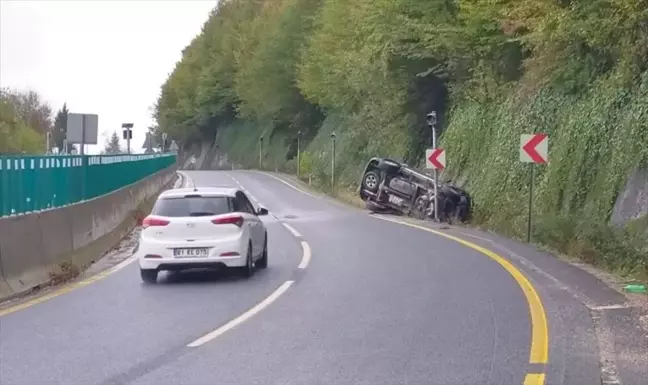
left=137, top=187, right=269, bottom=283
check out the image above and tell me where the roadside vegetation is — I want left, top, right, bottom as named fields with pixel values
left=0, top=88, right=70, bottom=155
left=155, top=0, right=648, bottom=281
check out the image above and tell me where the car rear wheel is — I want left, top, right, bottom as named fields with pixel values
left=140, top=269, right=158, bottom=284
left=239, top=244, right=255, bottom=278
left=256, top=235, right=268, bottom=269
left=362, top=171, right=380, bottom=192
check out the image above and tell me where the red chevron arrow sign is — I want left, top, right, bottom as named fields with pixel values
left=425, top=148, right=446, bottom=170
left=520, top=133, right=548, bottom=164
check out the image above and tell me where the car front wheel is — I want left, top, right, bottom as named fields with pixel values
left=140, top=269, right=158, bottom=284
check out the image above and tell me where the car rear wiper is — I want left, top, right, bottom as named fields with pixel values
left=188, top=212, right=216, bottom=217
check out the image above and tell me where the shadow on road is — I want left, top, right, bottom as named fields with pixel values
left=156, top=268, right=266, bottom=285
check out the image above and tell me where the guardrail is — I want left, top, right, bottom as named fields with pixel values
left=0, top=153, right=177, bottom=217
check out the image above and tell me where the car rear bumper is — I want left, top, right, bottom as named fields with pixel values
left=137, top=236, right=248, bottom=270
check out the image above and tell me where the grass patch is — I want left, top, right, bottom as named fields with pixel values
left=48, top=261, right=81, bottom=286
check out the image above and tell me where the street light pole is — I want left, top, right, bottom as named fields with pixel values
left=259, top=135, right=264, bottom=170
left=297, top=131, right=302, bottom=179
left=331, top=132, right=336, bottom=189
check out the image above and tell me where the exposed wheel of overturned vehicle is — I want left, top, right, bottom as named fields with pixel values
left=362, top=171, right=381, bottom=192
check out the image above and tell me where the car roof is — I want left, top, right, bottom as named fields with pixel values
left=158, top=187, right=240, bottom=199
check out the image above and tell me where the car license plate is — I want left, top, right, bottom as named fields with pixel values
left=173, top=248, right=209, bottom=258
left=389, top=195, right=404, bottom=206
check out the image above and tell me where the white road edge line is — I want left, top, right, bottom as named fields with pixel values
left=282, top=223, right=302, bottom=238
left=230, top=172, right=310, bottom=269
left=298, top=241, right=311, bottom=269
left=187, top=280, right=295, bottom=347
left=256, top=172, right=319, bottom=199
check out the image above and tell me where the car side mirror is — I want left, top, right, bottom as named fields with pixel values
left=257, top=207, right=269, bottom=216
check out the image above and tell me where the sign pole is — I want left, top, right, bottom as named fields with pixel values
left=432, top=126, right=439, bottom=222
left=520, top=133, right=548, bottom=243
left=81, top=115, right=87, bottom=200
left=527, top=163, right=535, bottom=243
left=80, top=115, right=86, bottom=156
left=425, top=111, right=440, bottom=222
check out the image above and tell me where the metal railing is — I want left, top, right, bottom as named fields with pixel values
left=0, top=153, right=176, bottom=217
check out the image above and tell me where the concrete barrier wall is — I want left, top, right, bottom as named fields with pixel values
left=0, top=165, right=177, bottom=301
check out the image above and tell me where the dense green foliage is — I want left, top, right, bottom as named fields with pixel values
left=0, top=89, right=51, bottom=154
left=52, top=103, right=69, bottom=151
left=156, top=0, right=648, bottom=278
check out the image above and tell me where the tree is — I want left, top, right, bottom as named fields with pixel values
left=0, top=98, right=44, bottom=154
left=0, top=89, right=48, bottom=154
left=1, top=88, right=52, bottom=135
left=52, top=103, right=69, bottom=151
left=103, top=131, right=123, bottom=154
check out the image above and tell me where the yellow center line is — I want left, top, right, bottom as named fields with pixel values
left=374, top=216, right=549, bottom=367
left=524, top=373, right=546, bottom=385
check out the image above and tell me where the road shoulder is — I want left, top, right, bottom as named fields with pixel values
left=0, top=172, right=183, bottom=314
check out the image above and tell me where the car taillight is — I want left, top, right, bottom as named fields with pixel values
left=211, top=215, right=244, bottom=227
left=142, top=216, right=170, bottom=228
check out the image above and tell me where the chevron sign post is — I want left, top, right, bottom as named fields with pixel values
left=425, top=148, right=446, bottom=170
left=520, top=133, right=549, bottom=243
left=520, top=134, right=548, bottom=163
left=425, top=148, right=446, bottom=223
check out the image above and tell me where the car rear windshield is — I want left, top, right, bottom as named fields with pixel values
left=151, top=196, right=233, bottom=217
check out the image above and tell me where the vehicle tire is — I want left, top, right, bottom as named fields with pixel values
left=256, top=235, right=268, bottom=269
left=140, top=269, right=158, bottom=284
left=239, top=244, right=255, bottom=278
left=362, top=171, right=381, bottom=192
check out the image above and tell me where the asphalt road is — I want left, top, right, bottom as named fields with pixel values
left=0, top=170, right=638, bottom=385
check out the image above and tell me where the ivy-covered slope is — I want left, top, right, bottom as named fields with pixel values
left=155, top=0, right=648, bottom=278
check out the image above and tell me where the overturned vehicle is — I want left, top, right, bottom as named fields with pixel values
left=358, top=157, right=472, bottom=223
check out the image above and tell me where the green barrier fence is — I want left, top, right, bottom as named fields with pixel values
left=0, top=153, right=176, bottom=217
